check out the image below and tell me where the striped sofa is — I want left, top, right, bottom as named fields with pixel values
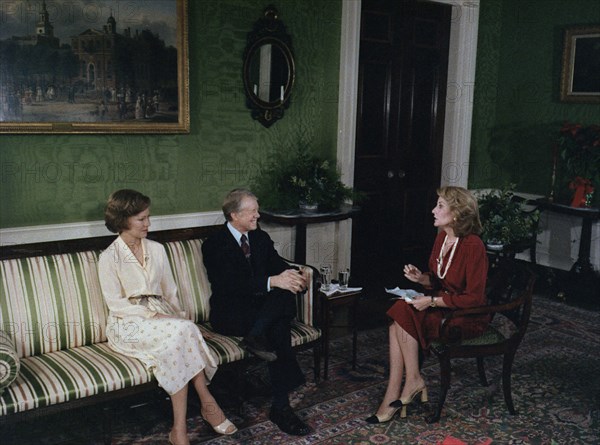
left=0, top=225, right=322, bottom=443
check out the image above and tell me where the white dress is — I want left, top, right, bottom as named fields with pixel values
left=98, top=236, right=217, bottom=395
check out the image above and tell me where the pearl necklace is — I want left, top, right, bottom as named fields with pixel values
left=437, top=234, right=459, bottom=279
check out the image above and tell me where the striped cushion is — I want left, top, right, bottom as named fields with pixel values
left=0, top=252, right=108, bottom=359
left=0, top=343, right=152, bottom=416
left=198, top=321, right=321, bottom=364
left=291, top=321, right=321, bottom=347
left=0, top=331, right=19, bottom=393
left=164, top=240, right=211, bottom=323
left=198, top=324, right=247, bottom=364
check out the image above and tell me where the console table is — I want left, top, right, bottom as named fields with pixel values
left=535, top=199, right=599, bottom=275
left=260, top=205, right=360, bottom=264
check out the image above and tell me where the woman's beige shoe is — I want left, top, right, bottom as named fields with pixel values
left=389, top=385, right=429, bottom=417
left=204, top=417, right=238, bottom=435
left=365, top=406, right=402, bottom=424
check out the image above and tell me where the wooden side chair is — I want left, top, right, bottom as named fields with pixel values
left=427, top=260, right=537, bottom=423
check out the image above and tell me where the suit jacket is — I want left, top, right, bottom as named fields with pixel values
left=202, top=224, right=291, bottom=334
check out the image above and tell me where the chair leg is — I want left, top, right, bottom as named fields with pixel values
left=313, top=342, right=322, bottom=383
left=418, top=348, right=426, bottom=369
left=476, top=357, right=488, bottom=386
left=102, top=405, right=113, bottom=445
left=502, top=352, right=517, bottom=414
left=233, top=361, right=248, bottom=416
left=428, top=355, right=451, bottom=423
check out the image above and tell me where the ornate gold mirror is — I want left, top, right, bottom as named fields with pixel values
left=243, top=6, right=295, bottom=127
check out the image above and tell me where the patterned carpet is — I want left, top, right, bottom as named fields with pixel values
left=6, top=295, right=600, bottom=444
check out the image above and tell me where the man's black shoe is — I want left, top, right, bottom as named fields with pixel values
left=269, top=405, right=311, bottom=436
left=241, top=335, right=277, bottom=362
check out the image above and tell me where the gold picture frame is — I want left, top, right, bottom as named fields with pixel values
left=0, top=0, right=189, bottom=134
left=560, top=25, right=600, bottom=103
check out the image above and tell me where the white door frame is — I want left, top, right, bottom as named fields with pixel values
left=335, top=0, right=480, bottom=268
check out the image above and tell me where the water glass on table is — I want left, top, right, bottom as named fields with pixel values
left=319, top=265, right=332, bottom=291
left=338, top=269, right=350, bottom=290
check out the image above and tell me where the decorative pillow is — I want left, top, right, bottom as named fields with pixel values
left=0, top=331, right=20, bottom=394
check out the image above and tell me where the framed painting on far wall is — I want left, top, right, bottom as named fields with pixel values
left=0, top=0, right=189, bottom=134
left=560, top=25, right=600, bottom=103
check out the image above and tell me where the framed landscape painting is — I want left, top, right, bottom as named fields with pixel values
left=560, top=25, right=600, bottom=103
left=0, top=0, right=189, bottom=134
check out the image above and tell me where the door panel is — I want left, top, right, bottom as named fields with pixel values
left=352, top=0, right=451, bottom=294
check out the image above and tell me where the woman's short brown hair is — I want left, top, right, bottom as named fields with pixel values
left=437, top=186, right=482, bottom=237
left=222, top=188, right=257, bottom=221
left=104, top=189, right=151, bottom=233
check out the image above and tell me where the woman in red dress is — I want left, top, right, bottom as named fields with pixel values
left=366, top=186, right=489, bottom=423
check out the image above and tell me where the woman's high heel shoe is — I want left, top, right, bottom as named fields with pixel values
left=365, top=406, right=401, bottom=424
left=389, top=385, right=428, bottom=418
left=203, top=416, right=238, bottom=435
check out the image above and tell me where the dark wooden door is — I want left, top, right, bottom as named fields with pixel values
left=351, top=0, right=451, bottom=294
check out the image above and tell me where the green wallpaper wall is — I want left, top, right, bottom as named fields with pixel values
left=0, top=0, right=342, bottom=229
left=470, top=0, right=600, bottom=195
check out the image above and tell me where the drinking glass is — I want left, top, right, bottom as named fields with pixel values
left=319, top=265, right=332, bottom=291
left=338, top=269, right=350, bottom=290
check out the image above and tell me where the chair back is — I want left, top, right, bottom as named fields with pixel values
left=485, top=260, right=536, bottom=343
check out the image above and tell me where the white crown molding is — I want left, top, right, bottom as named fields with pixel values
left=0, top=211, right=225, bottom=246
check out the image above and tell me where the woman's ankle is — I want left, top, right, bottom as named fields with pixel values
left=400, top=377, right=426, bottom=398
left=169, top=426, right=189, bottom=445
left=202, top=403, right=225, bottom=426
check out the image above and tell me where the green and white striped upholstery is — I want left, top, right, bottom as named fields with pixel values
left=0, top=331, right=19, bottom=394
left=163, top=239, right=251, bottom=365
left=290, top=321, right=321, bottom=347
left=163, top=239, right=211, bottom=323
left=0, top=238, right=321, bottom=417
left=0, top=252, right=108, bottom=359
left=289, top=263, right=315, bottom=326
left=164, top=240, right=320, bottom=362
left=0, top=343, right=153, bottom=415
left=0, top=252, right=117, bottom=415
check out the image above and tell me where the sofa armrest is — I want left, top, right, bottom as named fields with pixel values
left=0, top=330, right=20, bottom=394
left=287, top=262, right=318, bottom=327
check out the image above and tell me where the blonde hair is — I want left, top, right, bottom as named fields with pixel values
left=437, top=186, right=482, bottom=237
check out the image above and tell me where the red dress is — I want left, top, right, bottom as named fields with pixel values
left=386, top=232, right=489, bottom=349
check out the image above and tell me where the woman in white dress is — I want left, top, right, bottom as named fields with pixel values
left=98, top=189, right=237, bottom=445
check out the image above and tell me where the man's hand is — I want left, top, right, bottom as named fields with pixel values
left=271, top=269, right=308, bottom=293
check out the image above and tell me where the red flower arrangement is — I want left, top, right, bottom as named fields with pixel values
left=568, top=177, right=594, bottom=208
left=555, top=122, right=600, bottom=207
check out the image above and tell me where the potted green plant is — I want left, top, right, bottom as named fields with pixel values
left=251, top=142, right=355, bottom=212
left=476, top=185, right=541, bottom=250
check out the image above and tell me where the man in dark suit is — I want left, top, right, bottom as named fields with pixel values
left=202, top=188, right=311, bottom=436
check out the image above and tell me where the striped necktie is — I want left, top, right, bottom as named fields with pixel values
left=240, top=234, right=251, bottom=259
